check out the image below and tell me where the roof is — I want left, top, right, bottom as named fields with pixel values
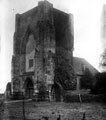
left=73, top=57, right=99, bottom=76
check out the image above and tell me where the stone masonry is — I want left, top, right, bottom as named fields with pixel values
left=11, top=0, right=76, bottom=101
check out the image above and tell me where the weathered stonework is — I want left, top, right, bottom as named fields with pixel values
left=11, top=0, right=76, bottom=101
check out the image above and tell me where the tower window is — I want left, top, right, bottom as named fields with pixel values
left=29, top=59, right=33, bottom=68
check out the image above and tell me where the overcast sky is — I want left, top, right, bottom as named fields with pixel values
left=0, top=0, right=106, bottom=93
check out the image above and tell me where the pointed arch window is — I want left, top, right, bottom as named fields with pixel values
left=29, top=59, right=33, bottom=68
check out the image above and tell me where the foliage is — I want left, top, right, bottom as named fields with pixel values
left=54, top=51, right=76, bottom=90
left=92, top=72, right=106, bottom=94
left=64, top=94, right=105, bottom=102
left=80, top=67, right=93, bottom=89
left=0, top=99, right=4, bottom=119
left=100, top=49, right=106, bottom=71
left=91, top=49, right=106, bottom=96
left=38, top=83, right=47, bottom=101
left=11, top=92, right=23, bottom=100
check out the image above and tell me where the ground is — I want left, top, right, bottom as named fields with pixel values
left=1, top=100, right=106, bottom=120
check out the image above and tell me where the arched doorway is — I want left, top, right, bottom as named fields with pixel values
left=52, top=83, right=62, bottom=102
left=24, top=78, right=34, bottom=98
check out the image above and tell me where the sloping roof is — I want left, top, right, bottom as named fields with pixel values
left=73, top=57, right=99, bottom=76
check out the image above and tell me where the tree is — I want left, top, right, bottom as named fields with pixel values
left=100, top=49, right=106, bottom=71
left=94, top=72, right=106, bottom=94
left=91, top=49, right=106, bottom=95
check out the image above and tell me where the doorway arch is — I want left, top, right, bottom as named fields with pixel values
left=24, top=78, right=34, bottom=98
left=51, top=83, right=63, bottom=102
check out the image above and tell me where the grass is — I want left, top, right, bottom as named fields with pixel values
left=1, top=101, right=106, bottom=120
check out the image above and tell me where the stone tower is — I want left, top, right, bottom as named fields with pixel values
left=11, top=0, right=76, bottom=101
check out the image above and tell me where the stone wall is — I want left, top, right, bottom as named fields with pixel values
left=11, top=1, right=75, bottom=98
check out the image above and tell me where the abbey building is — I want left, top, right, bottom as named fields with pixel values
left=11, top=0, right=75, bottom=101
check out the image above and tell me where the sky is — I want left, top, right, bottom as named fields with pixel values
left=0, top=0, right=106, bottom=93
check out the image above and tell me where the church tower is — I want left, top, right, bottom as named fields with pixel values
left=11, top=0, right=76, bottom=101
